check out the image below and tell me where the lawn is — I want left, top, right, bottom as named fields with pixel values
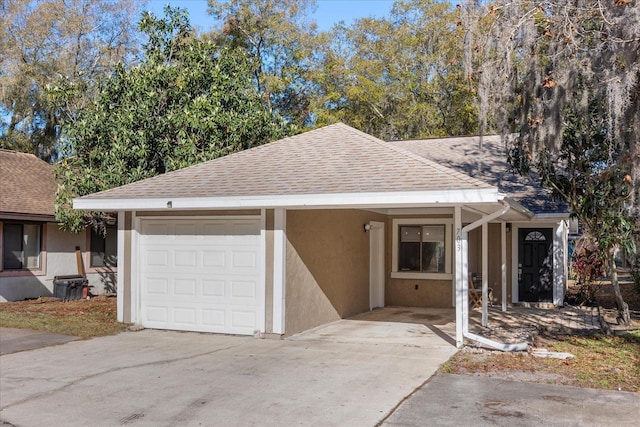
left=441, top=330, right=640, bottom=392
left=0, top=296, right=128, bottom=339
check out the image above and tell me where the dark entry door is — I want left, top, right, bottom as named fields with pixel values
left=518, top=228, right=553, bottom=302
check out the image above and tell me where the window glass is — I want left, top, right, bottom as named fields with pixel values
left=2, top=223, right=42, bottom=270
left=23, top=224, right=41, bottom=269
left=90, top=227, right=117, bottom=268
left=398, top=224, right=446, bottom=273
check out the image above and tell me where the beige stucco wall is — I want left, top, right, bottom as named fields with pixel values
left=284, top=209, right=386, bottom=336
left=386, top=279, right=452, bottom=307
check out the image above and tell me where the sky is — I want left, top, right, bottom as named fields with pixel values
left=144, top=0, right=395, bottom=33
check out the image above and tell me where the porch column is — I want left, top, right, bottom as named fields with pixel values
left=272, top=208, right=286, bottom=334
left=482, top=222, right=489, bottom=326
left=501, top=221, right=507, bottom=312
left=454, top=206, right=466, bottom=347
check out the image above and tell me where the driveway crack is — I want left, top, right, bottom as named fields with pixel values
left=1, top=340, right=250, bottom=410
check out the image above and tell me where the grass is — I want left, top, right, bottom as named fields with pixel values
left=0, top=296, right=129, bottom=339
left=441, top=330, right=640, bottom=392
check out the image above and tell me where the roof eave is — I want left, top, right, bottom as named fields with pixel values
left=73, top=188, right=502, bottom=211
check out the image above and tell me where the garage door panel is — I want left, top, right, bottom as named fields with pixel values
left=202, top=250, right=226, bottom=267
left=146, top=250, right=169, bottom=266
left=174, top=279, right=196, bottom=296
left=146, top=306, right=169, bottom=322
left=174, top=250, right=197, bottom=267
left=139, top=218, right=261, bottom=335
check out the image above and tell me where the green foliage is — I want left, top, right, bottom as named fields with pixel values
left=55, top=6, right=295, bottom=231
left=0, top=0, right=140, bottom=161
left=207, top=0, right=318, bottom=127
left=312, top=0, right=477, bottom=140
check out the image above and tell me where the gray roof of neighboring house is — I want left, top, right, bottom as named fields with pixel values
left=78, top=123, right=494, bottom=201
left=0, top=149, right=57, bottom=219
left=395, top=135, right=567, bottom=215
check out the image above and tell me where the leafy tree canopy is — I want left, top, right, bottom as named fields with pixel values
left=312, top=0, right=477, bottom=140
left=0, top=0, right=141, bottom=161
left=462, top=0, right=640, bottom=323
left=55, top=6, right=295, bottom=232
left=207, top=0, right=319, bottom=127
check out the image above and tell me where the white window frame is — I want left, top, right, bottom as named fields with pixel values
left=391, top=218, right=453, bottom=280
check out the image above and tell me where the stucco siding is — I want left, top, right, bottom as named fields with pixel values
left=386, top=279, right=452, bottom=307
left=0, top=223, right=109, bottom=302
left=284, top=209, right=385, bottom=336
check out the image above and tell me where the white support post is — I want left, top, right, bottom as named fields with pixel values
left=501, top=222, right=507, bottom=312
left=272, top=208, right=286, bottom=335
left=454, top=206, right=464, bottom=348
left=482, top=222, right=489, bottom=327
left=116, top=211, right=125, bottom=323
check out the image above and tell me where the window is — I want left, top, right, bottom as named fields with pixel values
left=398, top=225, right=446, bottom=272
left=90, top=226, right=117, bottom=268
left=392, top=219, right=452, bottom=279
left=2, top=223, right=42, bottom=270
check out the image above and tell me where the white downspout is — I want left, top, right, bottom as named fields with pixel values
left=461, top=203, right=528, bottom=352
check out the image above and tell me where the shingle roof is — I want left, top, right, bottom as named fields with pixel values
left=0, top=149, right=57, bottom=218
left=395, top=135, right=567, bottom=214
left=79, top=123, right=494, bottom=201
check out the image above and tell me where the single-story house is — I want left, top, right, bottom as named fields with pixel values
left=0, top=149, right=117, bottom=301
left=73, top=124, right=569, bottom=348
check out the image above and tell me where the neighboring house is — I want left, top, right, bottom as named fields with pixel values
left=396, top=135, right=570, bottom=307
left=74, top=124, right=568, bottom=348
left=0, top=149, right=117, bottom=302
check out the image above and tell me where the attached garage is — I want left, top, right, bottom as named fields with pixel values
left=137, top=217, right=263, bottom=335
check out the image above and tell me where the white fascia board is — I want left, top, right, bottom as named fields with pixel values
left=73, top=188, right=501, bottom=211
left=532, top=212, right=571, bottom=222
left=502, top=196, right=534, bottom=219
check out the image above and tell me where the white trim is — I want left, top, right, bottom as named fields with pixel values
left=131, top=211, right=139, bottom=324
left=501, top=222, right=507, bottom=312
left=258, top=209, right=267, bottom=333
left=116, top=211, right=125, bottom=323
left=272, top=209, right=286, bottom=335
left=391, top=218, right=453, bottom=279
left=74, top=189, right=503, bottom=211
left=454, top=206, right=464, bottom=348
left=553, top=222, right=566, bottom=306
left=481, top=222, right=489, bottom=327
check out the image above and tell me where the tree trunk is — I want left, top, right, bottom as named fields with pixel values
left=607, top=251, right=631, bottom=326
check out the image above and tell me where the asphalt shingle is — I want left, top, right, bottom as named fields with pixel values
left=0, top=149, right=57, bottom=218
left=395, top=135, right=567, bottom=214
left=79, top=123, right=494, bottom=201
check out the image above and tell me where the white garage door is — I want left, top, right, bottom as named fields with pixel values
left=138, top=218, right=262, bottom=335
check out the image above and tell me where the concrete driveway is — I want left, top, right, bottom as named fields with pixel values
left=383, top=374, right=640, bottom=427
left=0, top=317, right=457, bottom=426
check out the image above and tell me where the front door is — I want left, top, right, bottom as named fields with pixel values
left=518, top=228, right=553, bottom=302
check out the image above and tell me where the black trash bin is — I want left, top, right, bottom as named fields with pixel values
left=53, top=275, right=87, bottom=301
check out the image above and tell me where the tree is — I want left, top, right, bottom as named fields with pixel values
left=311, top=0, right=477, bottom=140
left=462, top=1, right=640, bottom=323
left=0, top=0, right=141, bottom=161
left=55, top=6, right=295, bottom=232
left=207, top=0, right=319, bottom=127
